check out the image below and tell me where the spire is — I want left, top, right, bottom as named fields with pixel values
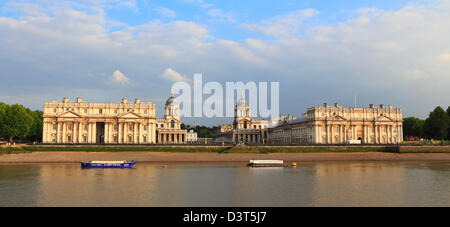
left=171, top=88, right=174, bottom=97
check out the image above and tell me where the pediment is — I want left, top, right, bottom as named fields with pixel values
left=118, top=112, right=142, bottom=118
left=58, top=111, right=81, bottom=118
left=326, top=115, right=347, bottom=121
left=375, top=115, right=393, bottom=122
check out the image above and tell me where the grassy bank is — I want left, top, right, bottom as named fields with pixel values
left=1, top=145, right=398, bottom=154
left=398, top=146, right=450, bottom=153
left=2, top=145, right=450, bottom=154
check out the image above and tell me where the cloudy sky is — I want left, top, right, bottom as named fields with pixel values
left=0, top=0, right=449, bottom=126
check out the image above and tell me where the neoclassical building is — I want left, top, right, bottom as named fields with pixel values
left=216, top=93, right=272, bottom=144
left=42, top=91, right=187, bottom=144
left=268, top=103, right=403, bottom=145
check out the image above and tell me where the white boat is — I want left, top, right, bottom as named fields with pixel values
left=248, top=160, right=284, bottom=167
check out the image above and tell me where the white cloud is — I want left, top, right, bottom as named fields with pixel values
left=242, top=9, right=318, bottom=38
left=2, top=1, right=450, bottom=121
left=156, top=6, right=176, bottom=18
left=110, top=70, right=130, bottom=84
left=207, top=9, right=234, bottom=22
left=161, top=68, right=191, bottom=82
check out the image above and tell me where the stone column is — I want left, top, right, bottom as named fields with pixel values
left=374, top=125, right=378, bottom=144
left=390, top=125, right=393, bottom=144
left=330, top=125, right=334, bottom=144
left=92, top=122, right=97, bottom=144
left=118, top=123, right=122, bottom=144
left=109, top=123, right=113, bottom=143
left=158, top=132, right=161, bottom=144
left=56, top=122, right=60, bottom=143
left=338, top=125, right=342, bottom=144
left=62, top=122, right=66, bottom=143
left=325, top=124, right=329, bottom=144
left=124, top=123, right=128, bottom=143
left=78, top=122, right=81, bottom=143
left=104, top=123, right=109, bottom=144
left=42, top=122, right=47, bottom=143
left=138, top=123, right=142, bottom=144
left=72, top=122, right=75, bottom=143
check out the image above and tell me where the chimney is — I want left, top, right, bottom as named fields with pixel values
left=122, top=98, right=128, bottom=104
left=76, top=97, right=83, bottom=103
left=135, top=98, right=141, bottom=104
left=324, top=102, right=328, bottom=107
left=379, top=104, right=385, bottom=108
left=369, top=104, right=374, bottom=108
left=63, top=97, right=69, bottom=103
left=335, top=102, right=339, bottom=107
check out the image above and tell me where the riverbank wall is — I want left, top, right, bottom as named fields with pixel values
left=1, top=144, right=450, bottom=154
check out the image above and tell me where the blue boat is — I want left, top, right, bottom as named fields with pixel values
left=81, top=160, right=137, bottom=168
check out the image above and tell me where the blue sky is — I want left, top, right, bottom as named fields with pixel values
left=0, top=0, right=449, bottom=126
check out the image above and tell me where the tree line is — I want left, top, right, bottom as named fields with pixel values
left=0, top=102, right=43, bottom=143
left=403, top=106, right=450, bottom=140
left=181, top=124, right=219, bottom=138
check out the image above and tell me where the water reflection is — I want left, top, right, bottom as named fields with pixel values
left=0, top=162, right=449, bottom=207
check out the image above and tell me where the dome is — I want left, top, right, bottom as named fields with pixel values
left=165, top=90, right=178, bottom=106
left=237, top=92, right=247, bottom=107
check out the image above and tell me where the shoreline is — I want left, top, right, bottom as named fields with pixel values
left=1, top=151, right=450, bottom=163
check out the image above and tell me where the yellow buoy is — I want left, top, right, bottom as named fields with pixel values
left=163, top=165, right=167, bottom=168
left=292, top=162, right=297, bottom=167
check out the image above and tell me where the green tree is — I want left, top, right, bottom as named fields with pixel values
left=3, top=104, right=33, bottom=142
left=424, top=106, right=449, bottom=140
left=26, top=109, right=43, bottom=142
left=0, top=102, right=8, bottom=140
left=403, top=117, right=425, bottom=138
left=447, top=106, right=450, bottom=140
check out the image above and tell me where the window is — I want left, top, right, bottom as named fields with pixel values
left=84, top=124, right=88, bottom=130
left=114, top=124, right=118, bottom=131
left=99, top=109, right=103, bottom=114
left=114, top=109, right=118, bottom=114
left=84, top=109, right=87, bottom=114
left=53, top=109, right=56, bottom=113
left=171, top=120, right=175, bottom=128
left=129, top=124, right=133, bottom=131
left=144, top=110, right=148, bottom=114
left=161, top=124, right=164, bottom=128
left=68, top=124, right=72, bottom=130
left=144, top=125, right=147, bottom=131
left=53, top=124, right=57, bottom=130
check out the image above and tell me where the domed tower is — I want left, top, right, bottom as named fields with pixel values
left=165, top=89, right=180, bottom=120
left=234, top=92, right=251, bottom=129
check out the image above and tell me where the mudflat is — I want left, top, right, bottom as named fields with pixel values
left=1, top=151, right=450, bottom=163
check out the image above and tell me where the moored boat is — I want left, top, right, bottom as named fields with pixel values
left=81, top=160, right=137, bottom=168
left=248, top=160, right=283, bottom=167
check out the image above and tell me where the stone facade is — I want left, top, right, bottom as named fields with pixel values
left=216, top=93, right=269, bottom=144
left=268, top=103, right=403, bottom=145
left=42, top=92, right=187, bottom=144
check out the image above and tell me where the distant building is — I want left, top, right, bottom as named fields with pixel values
left=216, top=93, right=269, bottom=144
left=186, top=129, right=198, bottom=143
left=42, top=91, right=187, bottom=144
left=268, top=103, right=403, bottom=145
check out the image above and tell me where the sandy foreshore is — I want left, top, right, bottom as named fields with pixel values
left=1, top=151, right=450, bottom=163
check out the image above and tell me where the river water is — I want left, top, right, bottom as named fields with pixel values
left=0, top=161, right=449, bottom=206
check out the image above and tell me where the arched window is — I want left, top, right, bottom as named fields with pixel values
left=171, top=120, right=175, bottom=128
left=244, top=121, right=247, bottom=129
